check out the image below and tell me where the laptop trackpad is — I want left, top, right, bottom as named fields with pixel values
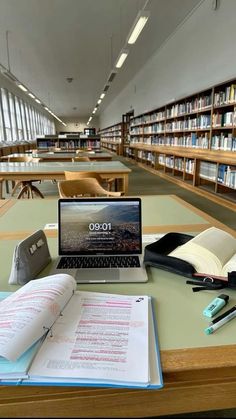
left=76, top=268, right=120, bottom=283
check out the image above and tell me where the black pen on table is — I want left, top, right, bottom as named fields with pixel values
left=210, top=305, right=236, bottom=325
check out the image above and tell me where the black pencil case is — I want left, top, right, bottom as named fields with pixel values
left=143, top=232, right=236, bottom=291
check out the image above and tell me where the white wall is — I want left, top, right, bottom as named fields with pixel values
left=99, top=0, right=236, bottom=128
left=55, top=116, right=99, bottom=134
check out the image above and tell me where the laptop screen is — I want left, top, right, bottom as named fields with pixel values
left=58, top=198, right=142, bottom=255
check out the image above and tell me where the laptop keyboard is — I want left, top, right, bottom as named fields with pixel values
left=57, top=255, right=141, bottom=269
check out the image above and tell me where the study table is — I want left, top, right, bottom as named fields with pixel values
left=0, top=160, right=130, bottom=199
left=1, top=151, right=113, bottom=162
left=0, top=195, right=236, bottom=418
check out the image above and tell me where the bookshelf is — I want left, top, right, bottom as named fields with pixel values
left=36, top=134, right=100, bottom=151
left=99, top=123, right=123, bottom=155
left=0, top=141, right=35, bottom=157
left=123, top=78, right=236, bottom=209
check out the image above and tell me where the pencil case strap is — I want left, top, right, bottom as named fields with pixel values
left=187, top=271, right=236, bottom=292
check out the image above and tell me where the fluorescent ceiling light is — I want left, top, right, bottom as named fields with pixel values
left=28, top=93, right=35, bottom=99
left=127, top=11, right=150, bottom=44
left=18, top=84, right=28, bottom=92
left=100, top=93, right=105, bottom=99
left=35, top=98, right=41, bottom=104
left=97, top=99, right=102, bottom=104
left=115, top=50, right=129, bottom=68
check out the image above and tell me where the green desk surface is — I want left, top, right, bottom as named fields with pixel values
left=0, top=195, right=210, bottom=233
left=0, top=195, right=235, bottom=354
left=1, top=237, right=236, bottom=352
left=0, top=160, right=131, bottom=174
left=3, top=151, right=112, bottom=159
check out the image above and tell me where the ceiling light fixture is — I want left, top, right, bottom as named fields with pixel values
left=115, top=49, right=129, bottom=68
left=28, top=93, right=35, bottom=99
left=127, top=10, right=150, bottom=44
left=18, top=83, right=28, bottom=92
left=91, top=7, right=149, bottom=120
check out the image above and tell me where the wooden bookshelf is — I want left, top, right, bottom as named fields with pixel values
left=99, top=123, right=123, bottom=155
left=121, top=78, right=236, bottom=210
left=36, top=134, right=100, bottom=151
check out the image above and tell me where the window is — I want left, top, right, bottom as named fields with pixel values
left=0, top=86, right=56, bottom=143
left=1, top=88, right=12, bottom=141
left=20, top=99, right=28, bottom=140
left=0, top=98, right=4, bottom=142
left=9, top=92, right=18, bottom=141
left=15, top=96, right=23, bottom=141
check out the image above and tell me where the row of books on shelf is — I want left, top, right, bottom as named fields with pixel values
left=130, top=150, right=235, bottom=189
left=137, top=150, right=155, bottom=163
left=99, top=125, right=122, bottom=133
left=131, top=112, right=236, bottom=131
left=199, top=161, right=217, bottom=181
left=128, top=84, right=236, bottom=132
left=211, top=134, right=236, bottom=151
left=166, top=95, right=212, bottom=117
left=212, top=111, right=236, bottom=127
left=130, top=95, right=213, bottom=125
left=165, top=115, right=211, bottom=130
left=218, top=164, right=236, bottom=189
left=128, top=133, right=236, bottom=151
left=214, top=83, right=236, bottom=106
left=131, top=116, right=212, bottom=133
left=156, top=155, right=195, bottom=173
left=37, top=139, right=100, bottom=149
left=199, top=161, right=236, bottom=189
left=100, top=137, right=122, bottom=142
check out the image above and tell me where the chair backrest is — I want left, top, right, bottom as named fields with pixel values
left=64, top=170, right=103, bottom=182
left=72, top=156, right=90, bottom=162
left=7, top=156, right=33, bottom=162
left=58, top=178, right=122, bottom=198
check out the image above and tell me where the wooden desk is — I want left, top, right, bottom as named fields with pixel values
left=0, top=195, right=236, bottom=418
left=1, top=151, right=113, bottom=162
left=0, top=161, right=130, bottom=198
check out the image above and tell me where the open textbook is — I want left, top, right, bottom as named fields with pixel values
left=0, top=274, right=163, bottom=389
left=169, top=227, right=236, bottom=277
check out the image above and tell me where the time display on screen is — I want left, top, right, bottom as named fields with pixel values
left=88, top=222, right=112, bottom=231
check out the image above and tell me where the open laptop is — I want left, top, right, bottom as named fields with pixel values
left=51, top=197, right=148, bottom=283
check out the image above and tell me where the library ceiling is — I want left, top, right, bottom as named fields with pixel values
left=0, top=0, right=200, bottom=118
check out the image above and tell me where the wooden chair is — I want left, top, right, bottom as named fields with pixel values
left=58, top=178, right=123, bottom=198
left=64, top=171, right=116, bottom=192
left=8, top=156, right=44, bottom=199
left=72, top=156, right=90, bottom=162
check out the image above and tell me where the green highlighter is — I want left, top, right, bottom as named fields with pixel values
left=203, top=294, right=229, bottom=318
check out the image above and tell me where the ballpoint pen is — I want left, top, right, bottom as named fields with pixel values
left=210, top=305, right=236, bottom=325
left=205, top=307, right=236, bottom=334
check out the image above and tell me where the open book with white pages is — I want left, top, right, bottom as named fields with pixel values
left=0, top=274, right=163, bottom=389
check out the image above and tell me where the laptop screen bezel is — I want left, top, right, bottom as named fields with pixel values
left=58, top=197, right=142, bottom=256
